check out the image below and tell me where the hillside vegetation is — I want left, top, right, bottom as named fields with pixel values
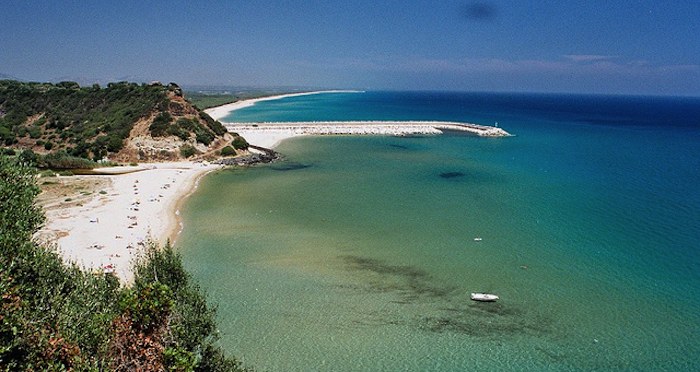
left=0, top=80, right=247, bottom=165
left=0, top=157, right=247, bottom=370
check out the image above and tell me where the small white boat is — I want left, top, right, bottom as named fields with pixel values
left=471, top=292, right=499, bottom=302
left=473, top=237, right=482, bottom=242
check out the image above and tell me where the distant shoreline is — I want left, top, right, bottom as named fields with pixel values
left=205, top=90, right=364, bottom=148
left=205, top=90, right=363, bottom=122
left=206, top=91, right=510, bottom=148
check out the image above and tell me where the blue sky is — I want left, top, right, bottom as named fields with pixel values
left=1, top=0, right=699, bottom=95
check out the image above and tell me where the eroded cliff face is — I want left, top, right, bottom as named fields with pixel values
left=113, top=89, right=236, bottom=162
left=0, top=80, right=248, bottom=163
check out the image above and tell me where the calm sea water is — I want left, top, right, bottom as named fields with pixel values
left=180, top=92, right=700, bottom=371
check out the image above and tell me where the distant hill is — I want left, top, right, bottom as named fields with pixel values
left=0, top=80, right=247, bottom=163
left=0, top=73, right=20, bottom=81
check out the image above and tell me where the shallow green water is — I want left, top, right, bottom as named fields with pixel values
left=179, top=124, right=699, bottom=370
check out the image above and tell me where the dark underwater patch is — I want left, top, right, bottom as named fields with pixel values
left=388, top=144, right=410, bottom=150
left=439, top=171, right=465, bottom=179
left=270, top=162, right=311, bottom=171
left=338, top=255, right=554, bottom=338
left=340, top=255, right=455, bottom=301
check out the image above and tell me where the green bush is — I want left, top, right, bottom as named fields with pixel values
left=199, top=112, right=228, bottom=135
left=0, top=157, right=119, bottom=370
left=40, top=151, right=98, bottom=169
left=27, top=126, right=42, bottom=139
left=169, top=118, right=217, bottom=145
left=231, top=136, right=249, bottom=150
left=0, top=126, right=14, bottom=143
left=149, top=112, right=173, bottom=137
left=180, top=145, right=197, bottom=158
left=220, top=146, right=236, bottom=156
left=18, top=149, right=37, bottom=166
left=119, top=282, right=174, bottom=332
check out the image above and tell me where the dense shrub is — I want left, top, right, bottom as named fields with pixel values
left=39, top=150, right=98, bottom=169
left=17, top=149, right=37, bottom=166
left=220, top=146, right=236, bottom=156
left=199, top=111, right=228, bottom=135
left=0, top=126, right=14, bottom=144
left=0, top=157, right=246, bottom=371
left=180, top=144, right=197, bottom=158
left=0, top=157, right=120, bottom=370
left=150, top=116, right=219, bottom=145
left=0, top=80, right=172, bottom=159
left=149, top=112, right=173, bottom=137
left=0, top=81, right=232, bottom=161
left=231, top=136, right=249, bottom=150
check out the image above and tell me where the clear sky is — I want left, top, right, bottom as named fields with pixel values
left=2, top=0, right=699, bottom=96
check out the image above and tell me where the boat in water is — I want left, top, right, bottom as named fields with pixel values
left=471, top=292, right=499, bottom=302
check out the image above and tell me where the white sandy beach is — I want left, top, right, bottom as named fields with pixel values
left=38, top=91, right=505, bottom=283
left=205, top=90, right=361, bottom=148
left=36, top=92, right=338, bottom=283
left=206, top=91, right=509, bottom=149
left=37, top=162, right=220, bottom=282
left=205, top=90, right=358, bottom=122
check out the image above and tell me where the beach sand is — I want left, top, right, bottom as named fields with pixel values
left=36, top=162, right=220, bottom=282
left=36, top=91, right=350, bottom=282
left=205, top=90, right=359, bottom=149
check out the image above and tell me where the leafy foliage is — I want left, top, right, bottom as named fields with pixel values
left=231, top=136, right=249, bottom=150
left=0, top=80, right=232, bottom=162
left=0, top=157, right=247, bottom=371
left=180, top=145, right=197, bottom=158
left=151, top=115, right=218, bottom=146
left=199, top=111, right=228, bottom=136
left=0, top=80, right=169, bottom=159
left=220, top=146, right=236, bottom=156
left=0, top=156, right=119, bottom=369
left=39, top=150, right=98, bottom=169
left=149, top=112, right=174, bottom=137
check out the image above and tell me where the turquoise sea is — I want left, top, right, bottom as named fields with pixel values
left=179, top=92, right=700, bottom=370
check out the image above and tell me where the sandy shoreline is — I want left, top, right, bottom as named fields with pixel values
left=37, top=91, right=344, bottom=282
left=206, top=91, right=509, bottom=149
left=37, top=162, right=220, bottom=282
left=37, top=90, right=506, bottom=283
left=205, top=90, right=360, bottom=123
left=205, top=90, right=362, bottom=148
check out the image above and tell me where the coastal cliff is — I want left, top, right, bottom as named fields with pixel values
left=0, top=80, right=249, bottom=163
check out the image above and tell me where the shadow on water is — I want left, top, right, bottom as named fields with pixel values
left=339, top=255, right=554, bottom=338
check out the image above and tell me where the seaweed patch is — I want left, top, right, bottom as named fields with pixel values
left=340, top=255, right=456, bottom=301
left=338, top=255, right=554, bottom=338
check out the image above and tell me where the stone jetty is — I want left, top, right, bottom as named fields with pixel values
left=224, top=121, right=511, bottom=138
